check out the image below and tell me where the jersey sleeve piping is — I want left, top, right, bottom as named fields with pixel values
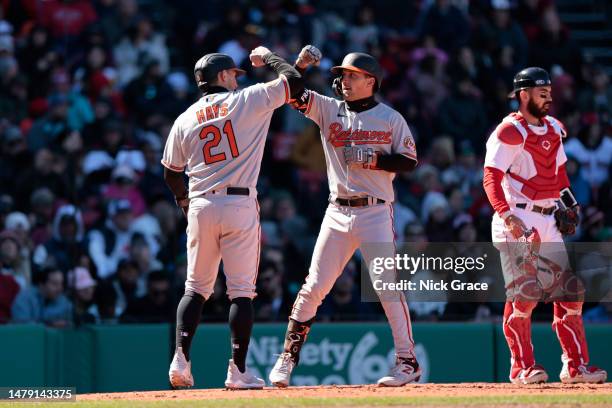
left=160, top=160, right=185, bottom=172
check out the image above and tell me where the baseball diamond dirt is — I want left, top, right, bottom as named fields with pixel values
left=75, top=383, right=612, bottom=407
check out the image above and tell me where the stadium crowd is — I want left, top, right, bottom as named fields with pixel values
left=0, top=0, right=611, bottom=326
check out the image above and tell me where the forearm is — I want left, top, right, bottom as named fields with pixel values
left=376, top=154, right=417, bottom=172
left=263, top=52, right=304, bottom=98
left=163, top=167, right=188, bottom=199
left=483, top=166, right=510, bottom=217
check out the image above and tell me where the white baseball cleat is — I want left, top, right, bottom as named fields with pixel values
left=510, top=364, right=548, bottom=385
left=224, top=359, right=265, bottom=389
left=560, top=364, right=607, bottom=384
left=169, top=347, right=194, bottom=388
left=377, top=357, right=421, bottom=387
left=269, top=352, right=296, bottom=387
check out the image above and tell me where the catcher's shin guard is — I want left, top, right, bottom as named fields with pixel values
left=503, top=301, right=537, bottom=373
left=553, top=302, right=589, bottom=367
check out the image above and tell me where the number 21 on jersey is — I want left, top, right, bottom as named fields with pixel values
left=200, top=120, right=239, bottom=165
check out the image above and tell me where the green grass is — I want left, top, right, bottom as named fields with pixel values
left=2, top=394, right=612, bottom=408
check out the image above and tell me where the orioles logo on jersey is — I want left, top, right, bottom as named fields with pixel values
left=403, top=136, right=415, bottom=150
left=328, top=122, right=392, bottom=147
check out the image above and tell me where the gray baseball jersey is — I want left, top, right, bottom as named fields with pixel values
left=161, top=76, right=290, bottom=197
left=302, top=91, right=417, bottom=202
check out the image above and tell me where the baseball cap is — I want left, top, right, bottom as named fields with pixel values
left=112, top=165, right=136, bottom=181
left=68, top=267, right=97, bottom=290
left=82, top=151, right=114, bottom=175
left=108, top=199, right=132, bottom=216
left=5, top=211, right=30, bottom=231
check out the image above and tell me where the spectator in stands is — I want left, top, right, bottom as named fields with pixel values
left=103, top=165, right=146, bottom=216
left=11, top=266, right=72, bottom=327
left=28, top=187, right=56, bottom=246
left=564, top=154, right=591, bottom=208
left=91, top=280, right=118, bottom=324
left=67, top=266, right=97, bottom=326
left=33, top=204, right=87, bottom=273
left=529, top=5, right=582, bottom=77
left=0, top=229, right=29, bottom=288
left=564, top=115, right=612, bottom=188
left=120, top=270, right=172, bottom=323
left=0, top=270, right=19, bottom=324
left=18, top=25, right=54, bottom=99
left=476, top=0, right=528, bottom=71
left=113, top=15, right=169, bottom=87
left=254, top=260, right=291, bottom=322
left=346, top=6, right=379, bottom=54
left=0, top=126, right=30, bottom=198
left=128, top=233, right=163, bottom=277
left=319, top=258, right=374, bottom=321
left=88, top=199, right=134, bottom=279
left=437, top=76, right=488, bottom=151
left=417, top=0, right=470, bottom=53
left=577, top=66, right=612, bottom=115
left=108, top=258, right=145, bottom=316
left=16, top=149, right=71, bottom=209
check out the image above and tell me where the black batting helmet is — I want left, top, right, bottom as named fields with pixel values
left=193, top=53, right=246, bottom=92
left=331, top=52, right=383, bottom=91
left=508, top=67, right=551, bottom=98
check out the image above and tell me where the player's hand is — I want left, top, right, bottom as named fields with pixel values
left=175, top=196, right=190, bottom=219
left=504, top=214, right=528, bottom=239
left=249, top=46, right=272, bottom=67
left=296, top=45, right=322, bottom=69
left=343, top=145, right=377, bottom=166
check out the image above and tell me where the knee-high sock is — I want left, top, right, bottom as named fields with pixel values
left=176, top=291, right=206, bottom=361
left=228, top=297, right=254, bottom=373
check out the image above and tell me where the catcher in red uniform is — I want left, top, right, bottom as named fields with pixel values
left=483, top=67, right=607, bottom=384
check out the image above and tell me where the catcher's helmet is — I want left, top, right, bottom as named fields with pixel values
left=331, top=52, right=383, bottom=91
left=508, top=67, right=551, bottom=98
left=193, top=53, right=246, bottom=91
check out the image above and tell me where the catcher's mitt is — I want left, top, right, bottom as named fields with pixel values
left=554, top=206, right=579, bottom=236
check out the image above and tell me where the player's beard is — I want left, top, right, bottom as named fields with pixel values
left=526, top=98, right=550, bottom=118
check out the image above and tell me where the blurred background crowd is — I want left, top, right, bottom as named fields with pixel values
left=0, top=0, right=611, bottom=327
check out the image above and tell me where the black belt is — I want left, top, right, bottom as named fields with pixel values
left=208, top=187, right=250, bottom=196
left=516, top=203, right=555, bottom=215
left=334, top=197, right=385, bottom=207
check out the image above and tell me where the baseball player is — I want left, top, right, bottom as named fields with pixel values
left=268, top=49, right=421, bottom=387
left=483, top=67, right=607, bottom=384
left=163, top=48, right=303, bottom=389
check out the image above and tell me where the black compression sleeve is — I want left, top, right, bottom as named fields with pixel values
left=376, top=154, right=417, bottom=173
left=263, top=52, right=304, bottom=99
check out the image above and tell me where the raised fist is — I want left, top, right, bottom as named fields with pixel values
left=296, top=45, right=322, bottom=69
left=249, top=46, right=272, bottom=67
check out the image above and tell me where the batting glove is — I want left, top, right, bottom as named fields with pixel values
left=249, top=46, right=272, bottom=67
left=296, top=45, right=322, bottom=69
left=343, top=145, right=377, bottom=166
